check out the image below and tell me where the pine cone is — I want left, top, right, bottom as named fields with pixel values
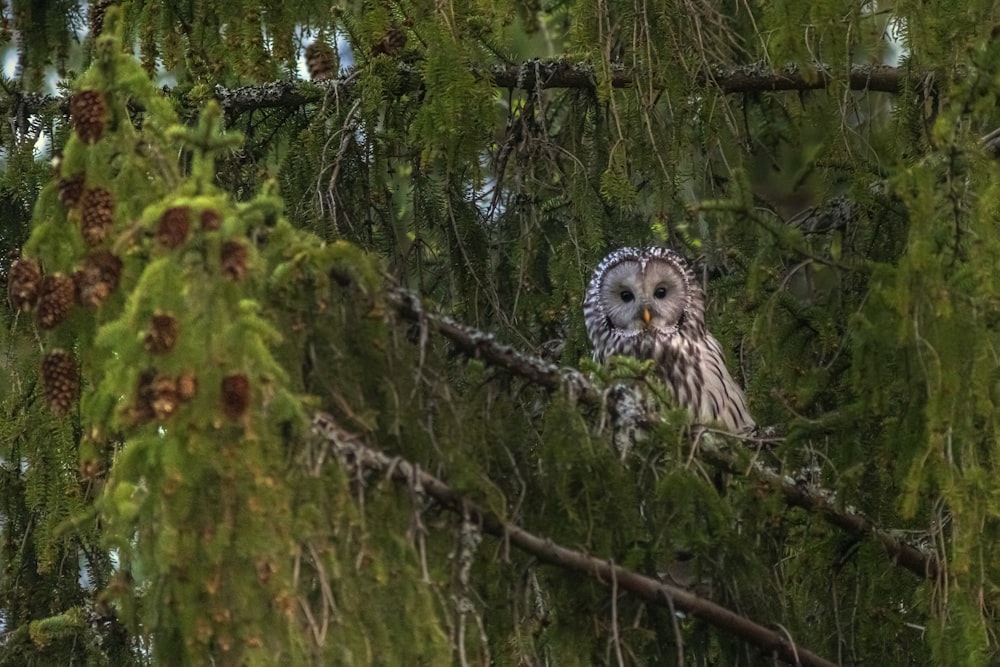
left=221, top=374, right=250, bottom=419
left=90, top=0, right=112, bottom=38
left=74, top=250, right=122, bottom=307
left=144, top=312, right=179, bottom=354
left=372, top=26, right=407, bottom=57
left=221, top=240, right=248, bottom=281
left=305, top=41, right=338, bottom=81
left=80, top=187, right=115, bottom=246
left=127, top=370, right=157, bottom=424
left=157, top=206, right=191, bottom=249
left=36, top=273, right=75, bottom=329
left=133, top=370, right=180, bottom=422
left=58, top=173, right=86, bottom=208
left=69, top=90, right=108, bottom=144
left=7, top=257, right=43, bottom=311
left=149, top=374, right=180, bottom=421
left=177, top=370, right=198, bottom=401
left=41, top=349, right=79, bottom=415
left=200, top=208, right=222, bottom=231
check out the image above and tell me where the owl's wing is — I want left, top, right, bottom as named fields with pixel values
left=697, top=333, right=754, bottom=434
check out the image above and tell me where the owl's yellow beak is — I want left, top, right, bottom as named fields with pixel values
left=642, top=307, right=651, bottom=324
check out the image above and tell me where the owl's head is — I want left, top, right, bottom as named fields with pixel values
left=584, top=247, right=702, bottom=346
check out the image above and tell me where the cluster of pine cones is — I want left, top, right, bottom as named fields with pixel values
left=8, top=88, right=253, bottom=422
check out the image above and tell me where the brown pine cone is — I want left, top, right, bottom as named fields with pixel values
left=70, top=90, right=108, bottom=144
left=80, top=188, right=115, bottom=246
left=74, top=250, right=122, bottom=307
left=41, top=349, right=79, bottom=415
left=200, top=209, right=223, bottom=231
left=149, top=374, right=180, bottom=420
left=90, top=0, right=112, bottom=38
left=221, top=374, right=250, bottom=419
left=177, top=370, right=198, bottom=401
left=144, top=313, right=179, bottom=354
left=58, top=173, right=86, bottom=208
left=7, top=257, right=43, bottom=311
left=220, top=240, right=248, bottom=281
left=36, top=273, right=75, bottom=329
left=372, top=26, right=407, bottom=57
left=133, top=370, right=181, bottom=422
left=157, top=206, right=191, bottom=249
left=305, top=41, right=338, bottom=81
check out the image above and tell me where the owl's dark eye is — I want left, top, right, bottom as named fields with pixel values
left=653, top=286, right=668, bottom=299
left=620, top=290, right=635, bottom=303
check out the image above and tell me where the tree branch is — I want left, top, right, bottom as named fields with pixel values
left=694, top=434, right=939, bottom=580
left=0, top=61, right=922, bottom=122
left=384, top=286, right=942, bottom=581
left=386, top=288, right=599, bottom=402
left=308, top=411, right=839, bottom=667
left=489, top=61, right=910, bottom=94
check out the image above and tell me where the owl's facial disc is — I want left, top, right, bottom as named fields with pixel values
left=600, top=255, right=690, bottom=338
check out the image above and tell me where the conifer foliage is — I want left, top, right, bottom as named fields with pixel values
left=1, top=2, right=1000, bottom=665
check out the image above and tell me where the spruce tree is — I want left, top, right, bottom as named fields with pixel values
left=1, top=2, right=999, bottom=664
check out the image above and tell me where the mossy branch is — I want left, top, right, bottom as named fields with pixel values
left=309, top=411, right=838, bottom=667
left=694, top=433, right=940, bottom=580
left=0, top=61, right=938, bottom=122
left=387, top=288, right=600, bottom=402
left=384, top=285, right=942, bottom=581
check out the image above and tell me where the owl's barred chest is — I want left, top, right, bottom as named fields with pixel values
left=602, top=329, right=752, bottom=433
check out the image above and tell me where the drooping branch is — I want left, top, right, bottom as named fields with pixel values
left=383, top=285, right=942, bottom=581
left=694, top=435, right=939, bottom=580
left=308, top=411, right=839, bottom=667
left=0, top=60, right=926, bottom=122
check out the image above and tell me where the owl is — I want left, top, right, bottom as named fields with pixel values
left=583, top=247, right=754, bottom=434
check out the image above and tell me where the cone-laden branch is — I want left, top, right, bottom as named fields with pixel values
left=308, top=411, right=839, bottom=667
left=383, top=286, right=942, bottom=581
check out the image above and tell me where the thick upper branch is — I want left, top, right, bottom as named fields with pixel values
left=490, top=61, right=909, bottom=94
left=309, top=412, right=838, bottom=667
left=0, top=61, right=920, bottom=122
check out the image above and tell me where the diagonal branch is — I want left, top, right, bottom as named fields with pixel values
left=694, top=435, right=939, bottom=580
left=387, top=288, right=599, bottom=401
left=309, top=411, right=839, bottom=667
left=384, top=285, right=941, bottom=581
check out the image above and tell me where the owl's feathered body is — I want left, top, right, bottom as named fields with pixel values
left=583, top=247, right=754, bottom=434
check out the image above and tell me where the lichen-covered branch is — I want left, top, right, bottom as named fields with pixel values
left=0, top=61, right=924, bottom=123
left=214, top=62, right=911, bottom=114
left=703, top=62, right=908, bottom=94
left=489, top=61, right=910, bottom=94
left=386, top=288, right=599, bottom=401
left=309, top=412, right=838, bottom=667
left=695, top=435, right=939, bottom=580
left=385, top=286, right=942, bottom=581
